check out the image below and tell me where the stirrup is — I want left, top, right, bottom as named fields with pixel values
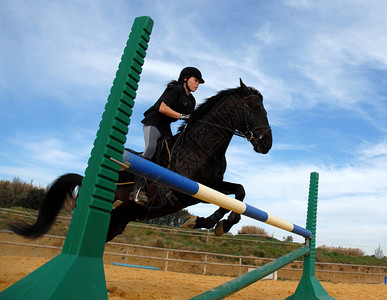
left=133, top=188, right=149, bottom=205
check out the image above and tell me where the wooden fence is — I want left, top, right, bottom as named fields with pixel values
left=1, top=230, right=386, bottom=284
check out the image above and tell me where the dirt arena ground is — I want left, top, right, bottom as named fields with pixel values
left=0, top=256, right=385, bottom=299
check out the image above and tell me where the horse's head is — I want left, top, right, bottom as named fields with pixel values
left=235, top=79, right=272, bottom=154
left=178, top=80, right=272, bottom=155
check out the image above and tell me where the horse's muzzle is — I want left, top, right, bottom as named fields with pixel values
left=253, top=134, right=272, bottom=154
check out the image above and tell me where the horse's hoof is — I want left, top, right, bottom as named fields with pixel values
left=182, top=216, right=197, bottom=228
left=215, top=220, right=233, bottom=236
left=214, top=220, right=225, bottom=236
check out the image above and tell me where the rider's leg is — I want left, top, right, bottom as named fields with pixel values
left=142, top=125, right=161, bottom=160
left=132, top=125, right=162, bottom=203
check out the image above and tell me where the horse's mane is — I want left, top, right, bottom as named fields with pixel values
left=177, top=86, right=261, bottom=133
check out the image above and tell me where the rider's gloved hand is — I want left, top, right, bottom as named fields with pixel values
left=179, top=114, right=191, bottom=120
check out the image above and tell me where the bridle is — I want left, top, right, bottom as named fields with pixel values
left=216, top=94, right=271, bottom=143
left=233, top=95, right=271, bottom=143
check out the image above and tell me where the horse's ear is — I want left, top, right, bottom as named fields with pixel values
left=239, top=78, right=249, bottom=96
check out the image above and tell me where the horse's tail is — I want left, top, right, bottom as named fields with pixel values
left=9, top=173, right=83, bottom=239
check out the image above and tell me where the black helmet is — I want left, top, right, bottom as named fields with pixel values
left=178, top=67, right=205, bottom=83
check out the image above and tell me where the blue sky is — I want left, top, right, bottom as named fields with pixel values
left=1, top=1, right=386, bottom=255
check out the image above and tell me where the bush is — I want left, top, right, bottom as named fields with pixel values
left=317, top=245, right=365, bottom=256
left=237, top=225, right=269, bottom=237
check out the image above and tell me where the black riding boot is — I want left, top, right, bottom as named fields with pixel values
left=131, top=176, right=148, bottom=204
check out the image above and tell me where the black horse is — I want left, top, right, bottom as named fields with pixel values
left=9, top=79, right=272, bottom=242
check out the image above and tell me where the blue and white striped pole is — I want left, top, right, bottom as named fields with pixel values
left=121, top=151, right=312, bottom=238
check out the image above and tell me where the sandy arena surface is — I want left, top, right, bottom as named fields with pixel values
left=0, top=256, right=386, bottom=299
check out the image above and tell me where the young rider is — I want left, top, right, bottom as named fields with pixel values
left=132, top=67, right=205, bottom=203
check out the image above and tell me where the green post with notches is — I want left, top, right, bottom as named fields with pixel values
left=0, top=16, right=153, bottom=300
left=287, top=172, right=336, bottom=300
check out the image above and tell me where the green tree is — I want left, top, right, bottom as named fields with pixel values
left=283, top=236, right=294, bottom=242
left=146, top=209, right=192, bottom=227
left=0, top=180, right=12, bottom=207
left=15, top=188, right=46, bottom=209
left=0, top=178, right=47, bottom=208
left=0, top=178, right=28, bottom=207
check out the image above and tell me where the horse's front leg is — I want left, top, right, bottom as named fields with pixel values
left=213, top=181, right=245, bottom=236
left=182, top=181, right=245, bottom=233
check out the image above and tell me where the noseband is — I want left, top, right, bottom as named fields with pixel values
left=236, top=126, right=271, bottom=141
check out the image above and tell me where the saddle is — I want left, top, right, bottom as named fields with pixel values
left=152, top=136, right=174, bottom=168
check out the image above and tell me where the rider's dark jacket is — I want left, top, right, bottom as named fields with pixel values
left=141, top=83, right=196, bottom=136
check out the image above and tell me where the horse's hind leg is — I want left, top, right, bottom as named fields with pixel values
left=106, top=203, right=131, bottom=242
left=106, top=184, right=136, bottom=242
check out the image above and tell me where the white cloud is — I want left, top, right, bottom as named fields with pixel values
left=283, top=0, right=313, bottom=7
left=254, top=23, right=276, bottom=45
left=358, top=140, right=387, bottom=161
left=0, top=130, right=92, bottom=184
left=143, top=60, right=181, bottom=80
left=287, top=3, right=387, bottom=109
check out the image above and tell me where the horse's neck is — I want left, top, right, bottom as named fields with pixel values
left=196, top=96, right=238, bottom=150
left=166, top=106, right=236, bottom=183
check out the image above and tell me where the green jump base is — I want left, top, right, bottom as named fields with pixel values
left=0, top=254, right=106, bottom=299
left=286, top=275, right=336, bottom=300
left=286, top=253, right=336, bottom=300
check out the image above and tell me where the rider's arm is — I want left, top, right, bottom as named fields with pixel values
left=159, top=101, right=180, bottom=119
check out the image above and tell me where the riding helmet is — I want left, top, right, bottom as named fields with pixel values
left=178, top=67, right=205, bottom=83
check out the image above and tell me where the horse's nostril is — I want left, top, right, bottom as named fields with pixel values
left=259, top=136, right=272, bottom=152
